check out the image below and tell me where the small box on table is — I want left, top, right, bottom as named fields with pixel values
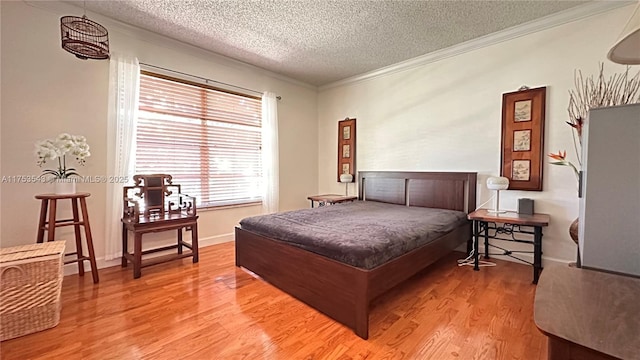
left=518, top=198, right=534, bottom=215
left=0, top=241, right=65, bottom=341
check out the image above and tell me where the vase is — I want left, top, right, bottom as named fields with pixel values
left=54, top=179, right=76, bottom=195
left=569, top=217, right=579, bottom=244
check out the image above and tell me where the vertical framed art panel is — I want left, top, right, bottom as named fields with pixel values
left=501, top=87, right=546, bottom=191
left=337, top=118, right=356, bottom=182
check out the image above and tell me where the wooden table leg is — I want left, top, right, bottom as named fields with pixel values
left=79, top=197, right=99, bottom=283
left=36, top=199, right=48, bottom=243
left=71, top=197, right=85, bottom=277
left=191, top=223, right=199, bottom=263
left=47, top=199, right=57, bottom=242
left=122, top=224, right=128, bottom=268
left=134, top=232, right=142, bottom=279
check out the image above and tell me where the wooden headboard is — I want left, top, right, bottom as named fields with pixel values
left=357, top=171, right=477, bottom=214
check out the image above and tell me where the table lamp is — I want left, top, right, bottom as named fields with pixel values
left=486, top=176, right=509, bottom=214
left=340, top=173, right=353, bottom=196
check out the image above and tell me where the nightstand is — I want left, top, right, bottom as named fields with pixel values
left=468, top=209, right=550, bottom=284
left=307, top=194, right=357, bottom=208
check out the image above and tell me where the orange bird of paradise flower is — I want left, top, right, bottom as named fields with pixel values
left=549, top=150, right=579, bottom=179
left=548, top=150, right=567, bottom=161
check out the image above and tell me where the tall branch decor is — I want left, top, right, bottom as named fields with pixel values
left=550, top=64, right=640, bottom=173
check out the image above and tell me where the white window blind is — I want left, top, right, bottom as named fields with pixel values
left=136, top=72, right=262, bottom=208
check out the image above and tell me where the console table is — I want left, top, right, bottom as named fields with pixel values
left=468, top=209, right=550, bottom=284
left=307, top=194, right=357, bottom=208
left=535, top=265, right=640, bottom=359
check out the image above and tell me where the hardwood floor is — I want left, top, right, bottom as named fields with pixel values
left=1, top=242, right=546, bottom=359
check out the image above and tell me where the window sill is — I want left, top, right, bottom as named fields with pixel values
left=199, top=201, right=262, bottom=212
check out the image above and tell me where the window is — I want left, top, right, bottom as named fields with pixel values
left=136, top=72, right=262, bottom=208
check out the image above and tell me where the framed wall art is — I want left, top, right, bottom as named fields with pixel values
left=337, top=118, right=356, bottom=182
left=500, top=86, right=546, bottom=191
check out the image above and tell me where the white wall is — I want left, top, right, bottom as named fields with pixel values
left=0, top=1, right=318, bottom=269
left=317, top=5, right=637, bottom=264
left=2, top=1, right=636, bottom=270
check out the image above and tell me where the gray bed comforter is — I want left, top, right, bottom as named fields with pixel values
left=239, top=200, right=468, bottom=270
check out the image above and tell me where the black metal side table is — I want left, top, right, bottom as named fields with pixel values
left=468, top=209, right=550, bottom=284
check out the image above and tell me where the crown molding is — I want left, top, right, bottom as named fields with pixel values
left=23, top=0, right=316, bottom=90
left=319, top=1, right=636, bottom=91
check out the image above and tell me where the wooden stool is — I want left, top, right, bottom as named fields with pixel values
left=35, top=192, right=99, bottom=283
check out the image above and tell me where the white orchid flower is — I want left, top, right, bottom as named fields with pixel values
left=35, top=133, right=91, bottom=179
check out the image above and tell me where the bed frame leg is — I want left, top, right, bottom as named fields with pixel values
left=355, top=274, right=369, bottom=339
left=355, top=319, right=369, bottom=340
left=235, top=227, right=242, bottom=267
left=355, top=302, right=369, bottom=340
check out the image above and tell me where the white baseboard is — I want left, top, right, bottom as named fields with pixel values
left=64, top=234, right=572, bottom=277
left=455, top=243, right=572, bottom=268
left=476, top=245, right=571, bottom=268
left=63, top=232, right=234, bottom=276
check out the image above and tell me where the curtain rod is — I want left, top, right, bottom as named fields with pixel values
left=139, top=62, right=281, bottom=100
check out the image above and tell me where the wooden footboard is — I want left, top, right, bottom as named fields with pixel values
left=235, top=227, right=371, bottom=338
left=235, top=222, right=470, bottom=339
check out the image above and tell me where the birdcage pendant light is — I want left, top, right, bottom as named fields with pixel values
left=60, top=14, right=109, bottom=60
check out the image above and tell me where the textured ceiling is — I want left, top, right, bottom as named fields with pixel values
left=73, top=0, right=588, bottom=86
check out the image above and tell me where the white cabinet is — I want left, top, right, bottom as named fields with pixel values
left=579, top=103, right=640, bottom=277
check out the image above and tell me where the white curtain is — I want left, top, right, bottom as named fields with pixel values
left=104, top=53, right=140, bottom=261
left=261, top=92, right=279, bottom=214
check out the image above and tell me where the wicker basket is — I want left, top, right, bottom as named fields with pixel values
left=0, top=241, right=65, bottom=341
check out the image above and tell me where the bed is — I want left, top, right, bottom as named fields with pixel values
left=235, top=171, right=477, bottom=339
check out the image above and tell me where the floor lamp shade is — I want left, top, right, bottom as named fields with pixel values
left=607, top=3, right=640, bottom=64
left=487, top=176, right=509, bottom=213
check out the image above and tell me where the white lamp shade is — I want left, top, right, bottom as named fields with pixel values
left=486, top=176, right=509, bottom=190
left=340, top=174, right=353, bottom=183
left=607, top=3, right=640, bottom=64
